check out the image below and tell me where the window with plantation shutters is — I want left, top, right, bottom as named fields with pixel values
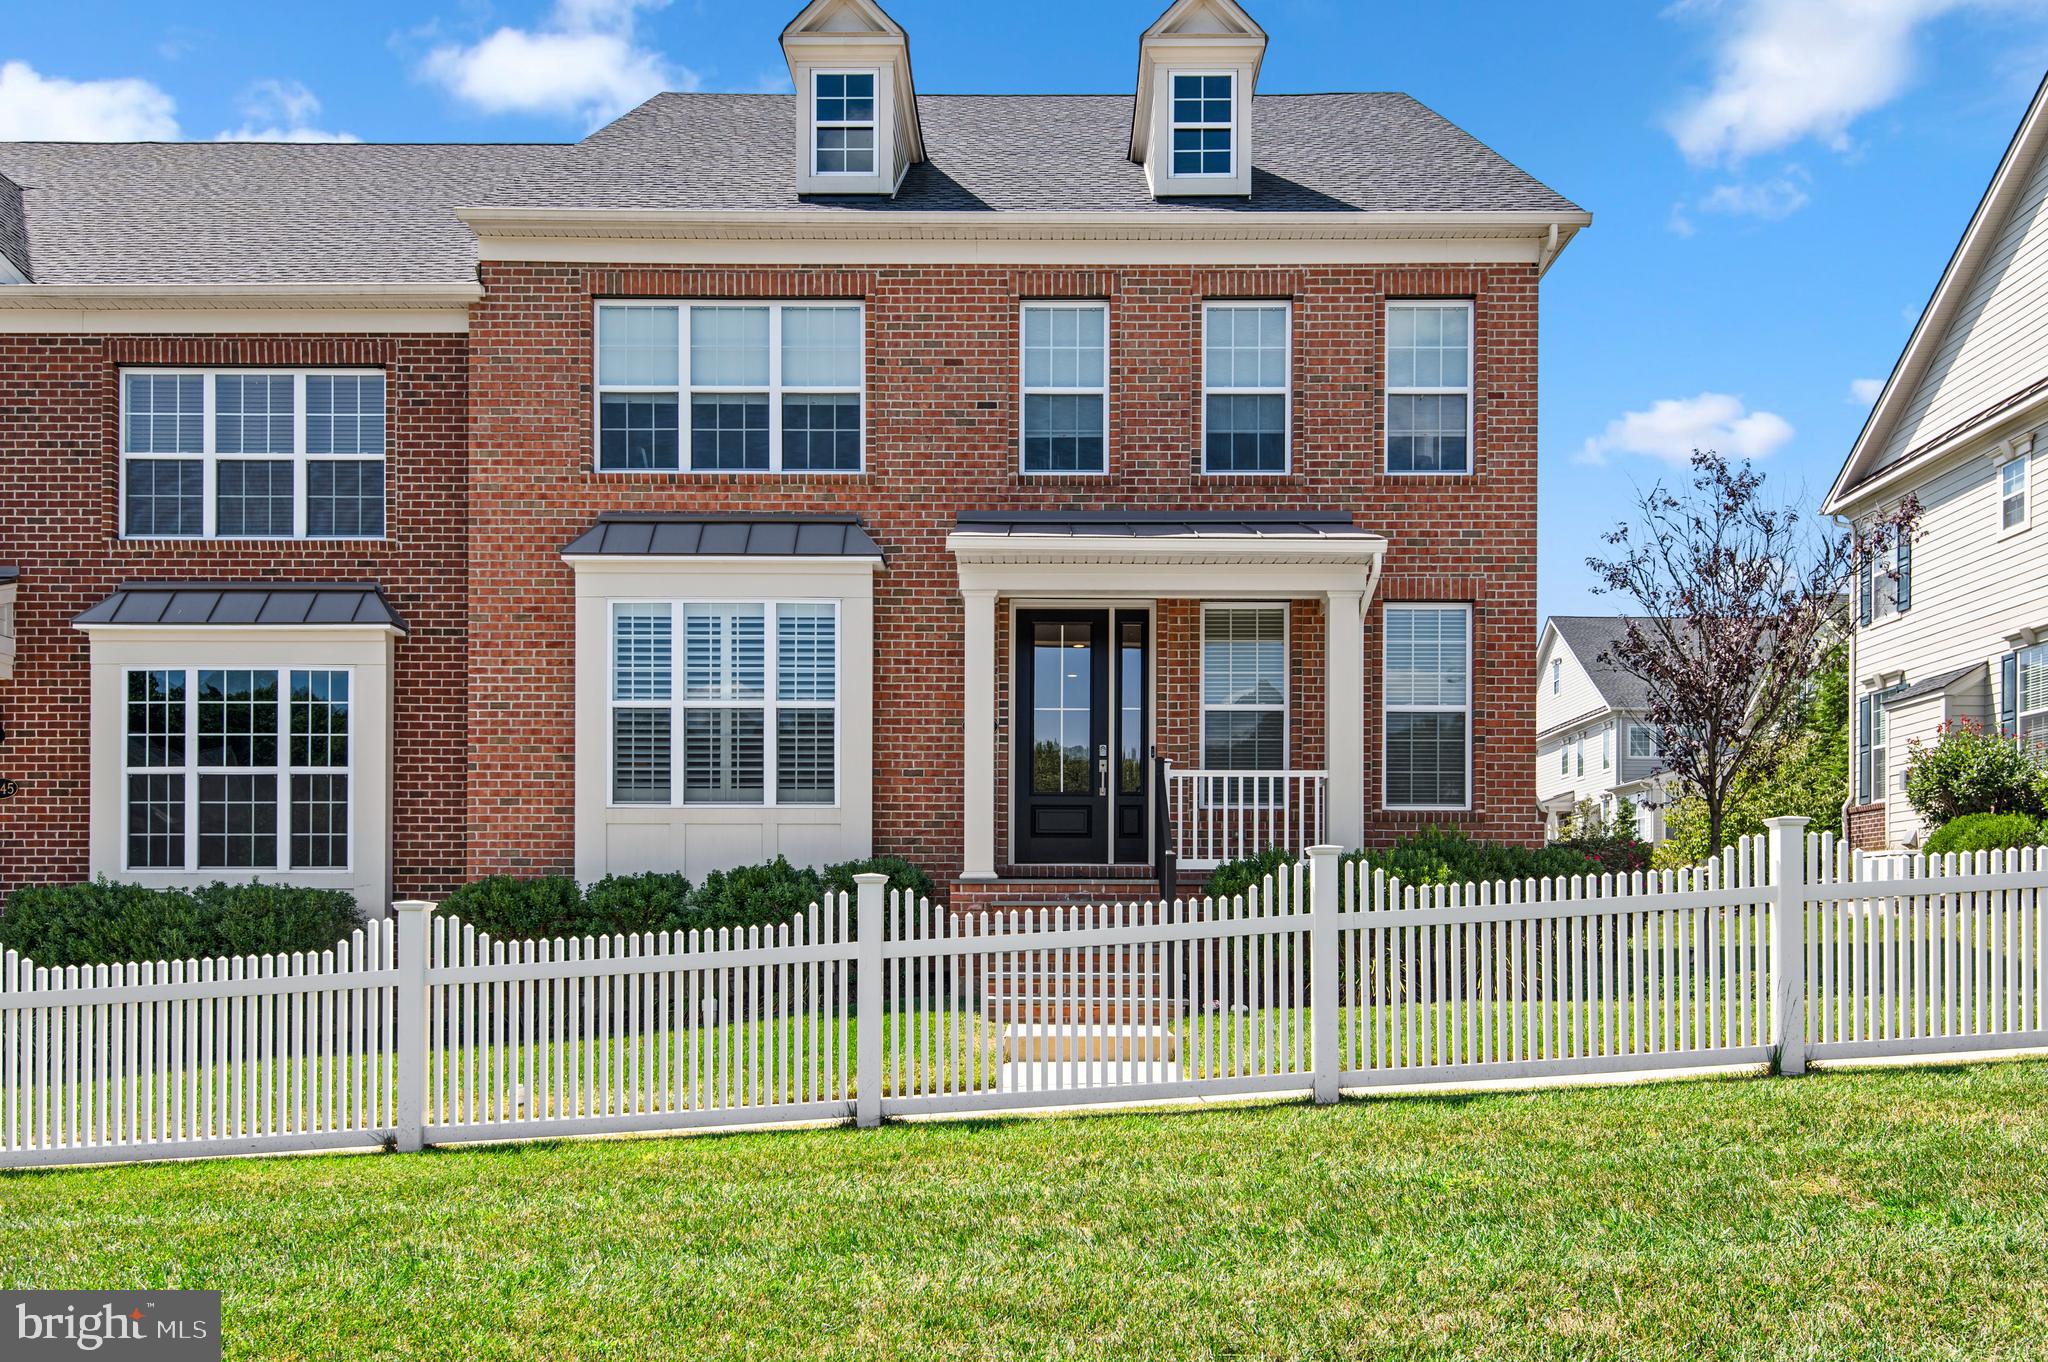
left=608, top=600, right=838, bottom=808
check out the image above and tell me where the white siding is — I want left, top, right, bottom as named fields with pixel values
left=1534, top=631, right=1609, bottom=737
left=1877, top=134, right=2048, bottom=470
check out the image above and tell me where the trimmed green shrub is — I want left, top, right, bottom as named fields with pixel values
left=437, top=875, right=585, bottom=940
left=1922, top=812, right=2047, bottom=858
left=1199, top=827, right=1648, bottom=904
left=690, top=857, right=825, bottom=934
left=583, top=872, right=694, bottom=935
left=0, top=879, right=360, bottom=968
left=822, top=855, right=936, bottom=907
left=1904, top=719, right=2048, bottom=824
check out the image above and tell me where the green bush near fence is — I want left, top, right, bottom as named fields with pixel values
left=1922, top=812, right=2048, bottom=858
left=1201, top=826, right=1651, bottom=906
left=0, top=879, right=361, bottom=968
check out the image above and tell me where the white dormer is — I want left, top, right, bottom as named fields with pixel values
left=1129, top=0, right=1267, bottom=199
left=782, top=0, right=925, bottom=197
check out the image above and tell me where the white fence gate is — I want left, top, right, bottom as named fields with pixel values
left=5, top=819, right=2046, bottom=1168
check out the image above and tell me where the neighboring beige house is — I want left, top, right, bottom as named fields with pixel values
left=1825, top=75, right=2048, bottom=850
left=1535, top=616, right=1677, bottom=843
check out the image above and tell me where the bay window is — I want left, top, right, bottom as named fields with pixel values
left=121, top=369, right=386, bottom=539
left=1384, top=604, right=1471, bottom=809
left=595, top=302, right=865, bottom=474
left=609, top=601, right=839, bottom=806
left=123, top=666, right=351, bottom=871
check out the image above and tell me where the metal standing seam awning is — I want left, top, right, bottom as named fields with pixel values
left=73, top=582, right=409, bottom=633
left=561, top=513, right=884, bottom=562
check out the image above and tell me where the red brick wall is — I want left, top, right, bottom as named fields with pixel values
left=465, top=260, right=1544, bottom=881
left=1846, top=802, right=1886, bottom=851
left=0, top=333, right=469, bottom=900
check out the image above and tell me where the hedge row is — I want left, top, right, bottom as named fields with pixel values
left=1200, top=827, right=1653, bottom=904
left=434, top=855, right=934, bottom=942
left=0, top=881, right=362, bottom=969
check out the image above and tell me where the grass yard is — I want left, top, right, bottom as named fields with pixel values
left=6, top=1060, right=2048, bottom=1360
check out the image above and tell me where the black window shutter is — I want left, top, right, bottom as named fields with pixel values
left=1857, top=694, right=1872, bottom=803
left=1895, top=527, right=1913, bottom=612
left=1859, top=550, right=1873, bottom=625
left=2003, top=652, right=2020, bottom=735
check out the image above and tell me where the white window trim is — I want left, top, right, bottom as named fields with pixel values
left=1382, top=602, right=1474, bottom=813
left=117, top=368, right=387, bottom=541
left=593, top=301, right=868, bottom=476
left=2018, top=642, right=2048, bottom=754
left=606, top=598, right=842, bottom=810
left=1550, top=658, right=1561, bottom=694
left=810, top=69, right=880, bottom=179
left=1200, top=301, right=1292, bottom=476
left=1627, top=722, right=1661, bottom=760
left=1168, top=69, right=1236, bottom=180
left=1198, top=602, right=1290, bottom=773
left=120, top=664, right=356, bottom=874
left=1384, top=300, right=1476, bottom=478
left=1018, top=301, right=1110, bottom=477
left=2000, top=451, right=2032, bottom=537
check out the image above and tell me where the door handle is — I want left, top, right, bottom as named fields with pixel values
left=1097, top=744, right=1109, bottom=797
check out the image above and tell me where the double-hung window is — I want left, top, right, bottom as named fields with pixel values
left=123, top=666, right=351, bottom=871
left=1602, top=727, right=1612, bottom=770
left=1384, top=604, right=1471, bottom=809
left=1170, top=73, right=1234, bottom=177
left=2014, top=643, right=2048, bottom=755
left=609, top=601, right=839, bottom=807
left=121, top=370, right=386, bottom=539
left=596, top=303, right=864, bottom=473
left=1628, top=723, right=1663, bottom=760
left=1386, top=301, right=1473, bottom=475
left=813, top=72, right=877, bottom=176
left=2002, top=454, right=2030, bottom=532
left=1200, top=606, right=1287, bottom=771
left=1203, top=302, right=1289, bottom=473
left=1020, top=303, right=1107, bottom=473
left=1858, top=520, right=1912, bottom=623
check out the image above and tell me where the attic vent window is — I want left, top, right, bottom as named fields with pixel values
left=1171, top=73, right=1235, bottom=176
left=814, top=71, right=877, bottom=175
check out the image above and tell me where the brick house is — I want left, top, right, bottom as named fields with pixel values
left=0, top=0, right=1587, bottom=914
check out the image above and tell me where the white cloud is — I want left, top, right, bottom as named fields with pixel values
left=1697, top=167, right=1811, bottom=219
left=1850, top=376, right=1886, bottom=404
left=420, top=0, right=693, bottom=126
left=1578, top=393, right=1796, bottom=467
left=0, top=60, right=178, bottom=140
left=215, top=79, right=359, bottom=143
left=1668, top=0, right=2021, bottom=164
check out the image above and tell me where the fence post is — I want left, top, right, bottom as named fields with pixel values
left=854, top=873, right=887, bottom=1128
left=392, top=899, right=436, bottom=1153
left=1307, top=844, right=1342, bottom=1105
left=1766, top=818, right=1810, bottom=1077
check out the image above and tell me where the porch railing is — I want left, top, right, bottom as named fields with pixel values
left=1163, top=765, right=1328, bottom=871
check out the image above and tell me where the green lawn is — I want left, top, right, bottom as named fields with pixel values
left=7, top=1060, right=2048, bottom=1359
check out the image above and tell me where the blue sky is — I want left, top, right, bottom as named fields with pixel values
left=6, top=0, right=2048, bottom=620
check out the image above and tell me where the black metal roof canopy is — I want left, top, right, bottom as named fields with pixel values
left=950, top=511, right=1371, bottom=538
left=74, top=582, right=409, bottom=633
left=563, top=513, right=884, bottom=559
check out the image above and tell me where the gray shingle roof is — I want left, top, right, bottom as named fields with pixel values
left=563, top=514, right=883, bottom=559
left=0, top=92, right=1581, bottom=287
left=953, top=510, right=1372, bottom=538
left=1882, top=662, right=1984, bottom=708
left=74, top=583, right=408, bottom=632
left=1548, top=615, right=1655, bottom=712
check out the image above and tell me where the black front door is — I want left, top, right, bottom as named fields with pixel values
left=1016, top=610, right=1110, bottom=864
left=1015, top=609, right=1151, bottom=865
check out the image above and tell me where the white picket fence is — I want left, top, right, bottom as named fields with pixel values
left=4, top=818, right=2046, bottom=1168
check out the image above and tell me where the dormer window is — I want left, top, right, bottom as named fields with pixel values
left=813, top=71, right=877, bottom=176
left=1171, top=73, right=1235, bottom=177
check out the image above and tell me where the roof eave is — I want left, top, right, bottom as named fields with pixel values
left=0, top=281, right=484, bottom=312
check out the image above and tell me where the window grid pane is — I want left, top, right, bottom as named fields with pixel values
left=776, top=710, right=835, bottom=804
left=215, top=374, right=295, bottom=455
left=198, top=773, right=278, bottom=869
left=290, top=773, right=349, bottom=869
left=684, top=709, right=765, bottom=804
left=601, top=395, right=681, bottom=471
left=1387, top=302, right=1473, bottom=474
left=777, top=605, right=837, bottom=702
left=307, top=460, right=385, bottom=538
left=614, top=710, right=673, bottom=805
left=289, top=670, right=350, bottom=769
left=614, top=605, right=673, bottom=702
left=124, top=459, right=203, bottom=537
left=305, top=374, right=387, bottom=455
left=197, top=670, right=280, bottom=768
left=215, top=459, right=295, bottom=537
left=781, top=396, right=862, bottom=471
left=124, top=373, right=204, bottom=453
left=691, top=395, right=771, bottom=470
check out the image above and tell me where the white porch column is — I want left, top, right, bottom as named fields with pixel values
left=961, top=588, right=999, bottom=881
left=1324, top=590, right=1366, bottom=852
